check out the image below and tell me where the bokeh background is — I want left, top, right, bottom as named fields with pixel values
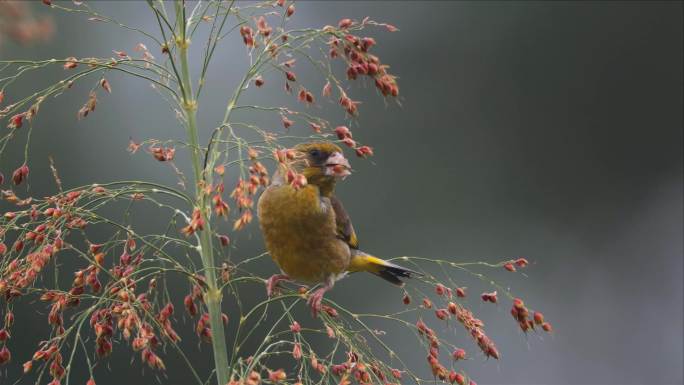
left=1, top=1, right=682, bottom=384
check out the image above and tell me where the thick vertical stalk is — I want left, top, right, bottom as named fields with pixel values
left=177, top=12, right=230, bottom=385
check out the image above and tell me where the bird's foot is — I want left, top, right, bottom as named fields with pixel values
left=265, top=274, right=290, bottom=297
left=307, top=286, right=328, bottom=318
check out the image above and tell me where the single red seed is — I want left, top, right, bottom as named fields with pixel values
left=534, top=311, right=544, bottom=325
left=504, top=263, right=516, bottom=272
left=289, top=321, right=301, bottom=333
left=335, top=125, right=351, bottom=139
left=355, top=145, right=373, bottom=157
left=513, top=298, right=525, bottom=309
left=285, top=71, right=296, bottom=82
left=0, top=346, right=10, bottom=365
left=542, top=322, right=553, bottom=332
left=515, top=257, right=529, bottom=267
left=218, top=235, right=230, bottom=247
left=402, top=293, right=411, bottom=305
left=456, top=287, right=466, bottom=298
left=452, top=348, right=466, bottom=361
left=338, top=18, right=353, bottom=29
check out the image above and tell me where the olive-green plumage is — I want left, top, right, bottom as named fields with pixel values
left=257, top=142, right=415, bottom=310
left=258, top=183, right=351, bottom=284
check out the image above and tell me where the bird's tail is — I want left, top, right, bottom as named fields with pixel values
left=348, top=252, right=419, bottom=286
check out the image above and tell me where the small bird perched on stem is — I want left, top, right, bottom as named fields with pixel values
left=257, top=141, right=416, bottom=317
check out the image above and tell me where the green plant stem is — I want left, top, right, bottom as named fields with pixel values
left=176, top=4, right=230, bottom=384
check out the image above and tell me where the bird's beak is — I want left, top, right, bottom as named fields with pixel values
left=325, top=152, right=351, bottom=178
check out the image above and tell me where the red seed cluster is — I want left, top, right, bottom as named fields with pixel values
left=181, top=208, right=205, bottom=236
left=149, top=145, right=175, bottom=162
left=503, top=257, right=529, bottom=272
left=452, top=303, right=499, bottom=359
left=327, top=20, right=400, bottom=100
left=76, top=91, right=97, bottom=119
left=481, top=291, right=497, bottom=303
left=415, top=319, right=448, bottom=380
left=510, top=298, right=553, bottom=333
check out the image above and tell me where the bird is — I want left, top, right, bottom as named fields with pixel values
left=257, top=141, right=417, bottom=317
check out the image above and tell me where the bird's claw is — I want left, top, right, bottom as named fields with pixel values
left=265, top=274, right=289, bottom=297
left=307, top=287, right=326, bottom=318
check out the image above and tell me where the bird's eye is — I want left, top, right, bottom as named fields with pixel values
left=309, top=149, right=321, bottom=158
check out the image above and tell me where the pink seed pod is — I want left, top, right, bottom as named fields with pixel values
left=309, top=122, right=322, bottom=133
left=435, top=309, right=449, bottom=320
left=452, top=348, right=466, bottom=361
left=448, top=301, right=458, bottom=315
left=481, top=291, right=497, bottom=303
left=290, top=321, right=301, bottom=333
left=0, top=346, right=11, bottom=365
left=285, top=71, right=297, bottom=82
left=342, top=137, right=356, bottom=148
left=282, top=116, right=294, bottom=129
left=504, top=263, right=516, bottom=272
left=533, top=311, right=545, bottom=325
left=383, top=23, right=398, bottom=32
left=402, top=293, right=411, bottom=305
left=100, top=78, right=112, bottom=93
left=285, top=4, right=295, bottom=17
left=542, top=322, right=553, bottom=332
left=8, top=113, right=24, bottom=129
left=292, top=342, right=302, bottom=360
left=338, top=18, right=353, bottom=29
left=322, top=305, right=338, bottom=318
left=515, top=257, right=529, bottom=267
left=12, top=164, right=29, bottom=185
left=355, top=146, right=373, bottom=158
left=422, top=298, right=433, bottom=309
left=254, top=76, right=264, bottom=87
left=184, top=295, right=197, bottom=316
left=5, top=312, right=14, bottom=327
left=322, top=81, right=332, bottom=97
left=512, top=298, right=525, bottom=309
left=456, top=287, right=466, bottom=298
left=63, top=57, right=78, bottom=69
left=335, top=125, right=351, bottom=139
left=218, top=235, right=230, bottom=247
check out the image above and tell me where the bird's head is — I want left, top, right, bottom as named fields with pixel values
left=287, top=141, right=351, bottom=195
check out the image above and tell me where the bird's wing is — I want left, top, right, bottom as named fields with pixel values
left=330, top=195, right=359, bottom=249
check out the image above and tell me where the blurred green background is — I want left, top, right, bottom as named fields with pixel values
left=1, top=1, right=682, bottom=384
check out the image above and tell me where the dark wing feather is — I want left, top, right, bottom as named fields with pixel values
left=330, top=195, right=359, bottom=249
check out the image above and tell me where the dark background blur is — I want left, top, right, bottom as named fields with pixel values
left=0, top=1, right=682, bottom=385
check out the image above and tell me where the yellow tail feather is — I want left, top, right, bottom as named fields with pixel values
left=348, top=253, right=417, bottom=286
